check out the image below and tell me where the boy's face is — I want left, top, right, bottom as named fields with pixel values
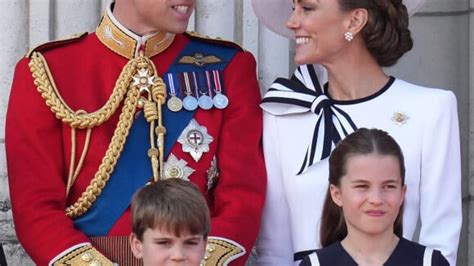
left=130, top=227, right=207, bottom=266
left=128, top=0, right=195, bottom=34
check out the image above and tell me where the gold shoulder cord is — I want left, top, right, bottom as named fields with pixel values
left=29, top=52, right=165, bottom=218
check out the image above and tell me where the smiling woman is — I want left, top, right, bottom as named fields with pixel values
left=252, top=0, right=462, bottom=265
left=5, top=0, right=266, bottom=265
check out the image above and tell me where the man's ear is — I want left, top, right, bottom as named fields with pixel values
left=129, top=233, right=143, bottom=259
left=330, top=184, right=343, bottom=207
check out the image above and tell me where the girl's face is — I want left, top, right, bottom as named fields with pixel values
left=286, top=0, right=351, bottom=65
left=330, top=153, right=406, bottom=237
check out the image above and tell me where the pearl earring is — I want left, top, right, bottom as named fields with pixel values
left=344, top=31, right=354, bottom=42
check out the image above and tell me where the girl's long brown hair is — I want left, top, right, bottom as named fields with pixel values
left=320, top=128, right=405, bottom=247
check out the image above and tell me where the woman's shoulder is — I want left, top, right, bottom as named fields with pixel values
left=391, top=78, right=457, bottom=105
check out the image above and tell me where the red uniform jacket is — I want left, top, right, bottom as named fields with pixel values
left=6, top=13, right=265, bottom=265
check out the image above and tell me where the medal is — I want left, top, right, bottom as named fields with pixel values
left=166, top=73, right=183, bottom=112
left=198, top=94, right=213, bottom=110
left=178, top=119, right=214, bottom=162
left=183, top=95, right=198, bottom=111
left=192, top=72, right=213, bottom=110
left=167, top=96, right=183, bottom=112
left=207, top=70, right=229, bottom=109
left=213, top=93, right=229, bottom=109
left=182, top=72, right=198, bottom=111
left=163, top=153, right=195, bottom=180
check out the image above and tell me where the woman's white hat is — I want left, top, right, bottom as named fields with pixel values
left=251, top=0, right=426, bottom=39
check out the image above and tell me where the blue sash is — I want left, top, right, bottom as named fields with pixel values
left=74, top=38, right=237, bottom=236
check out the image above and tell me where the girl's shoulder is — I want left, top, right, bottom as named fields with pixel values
left=386, top=238, right=449, bottom=266
left=299, top=242, right=357, bottom=266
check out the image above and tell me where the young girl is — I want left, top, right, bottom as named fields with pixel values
left=300, top=128, right=449, bottom=266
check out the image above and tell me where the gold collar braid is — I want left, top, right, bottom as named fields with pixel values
left=29, top=52, right=166, bottom=218
left=96, top=10, right=175, bottom=59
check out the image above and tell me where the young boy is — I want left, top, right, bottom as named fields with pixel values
left=129, top=178, right=210, bottom=266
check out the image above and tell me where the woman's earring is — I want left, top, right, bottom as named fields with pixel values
left=344, top=31, right=353, bottom=42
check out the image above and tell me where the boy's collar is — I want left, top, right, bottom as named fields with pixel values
left=96, top=2, right=175, bottom=59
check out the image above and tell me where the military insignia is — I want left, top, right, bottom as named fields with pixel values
left=206, top=156, right=220, bottom=191
left=182, top=72, right=199, bottom=111
left=166, top=73, right=183, bottom=112
left=103, top=25, right=124, bottom=47
left=163, top=154, right=195, bottom=180
left=213, top=93, right=229, bottom=109
left=183, top=94, right=199, bottom=111
left=167, top=95, right=183, bottom=112
left=178, top=119, right=214, bottom=162
left=132, top=68, right=156, bottom=93
left=198, top=94, right=213, bottom=110
left=391, top=112, right=409, bottom=126
left=179, top=53, right=222, bottom=67
left=208, top=70, right=229, bottom=109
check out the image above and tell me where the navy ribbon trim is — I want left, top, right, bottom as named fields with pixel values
left=294, top=249, right=318, bottom=261
left=261, top=64, right=357, bottom=174
left=74, top=39, right=237, bottom=236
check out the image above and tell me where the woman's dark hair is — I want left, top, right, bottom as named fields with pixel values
left=338, top=0, right=413, bottom=66
left=320, top=128, right=405, bottom=247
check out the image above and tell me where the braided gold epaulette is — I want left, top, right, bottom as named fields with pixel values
left=26, top=32, right=88, bottom=58
left=185, top=31, right=245, bottom=51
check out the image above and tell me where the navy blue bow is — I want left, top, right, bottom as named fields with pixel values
left=261, top=64, right=357, bottom=174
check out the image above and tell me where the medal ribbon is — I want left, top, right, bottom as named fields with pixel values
left=167, top=73, right=177, bottom=96
left=261, top=64, right=358, bottom=174
left=212, top=70, right=223, bottom=95
left=183, top=72, right=194, bottom=96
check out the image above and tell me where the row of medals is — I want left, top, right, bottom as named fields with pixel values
left=167, top=90, right=229, bottom=112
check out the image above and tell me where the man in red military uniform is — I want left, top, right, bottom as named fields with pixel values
left=5, top=0, right=266, bottom=265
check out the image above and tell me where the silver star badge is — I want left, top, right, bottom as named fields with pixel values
left=178, top=119, right=214, bottom=162
left=132, top=68, right=156, bottom=93
left=391, top=112, right=409, bottom=126
left=163, top=154, right=195, bottom=180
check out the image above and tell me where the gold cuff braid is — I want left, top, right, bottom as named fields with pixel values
left=52, top=245, right=113, bottom=266
left=201, top=237, right=245, bottom=266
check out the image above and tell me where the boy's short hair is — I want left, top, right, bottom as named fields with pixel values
left=131, top=178, right=211, bottom=241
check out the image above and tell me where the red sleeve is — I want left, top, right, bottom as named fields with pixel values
left=209, top=50, right=266, bottom=265
left=5, top=58, right=89, bottom=266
